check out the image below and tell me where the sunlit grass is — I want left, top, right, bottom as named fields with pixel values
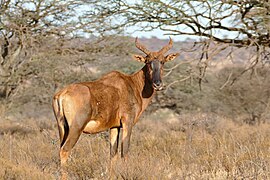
left=0, top=111, right=270, bottom=179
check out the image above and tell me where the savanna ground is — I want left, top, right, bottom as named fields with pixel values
left=1, top=109, right=270, bottom=179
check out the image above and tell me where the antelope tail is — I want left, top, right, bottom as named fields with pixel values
left=52, top=96, right=69, bottom=147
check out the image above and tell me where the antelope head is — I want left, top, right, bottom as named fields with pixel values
left=133, top=37, right=179, bottom=91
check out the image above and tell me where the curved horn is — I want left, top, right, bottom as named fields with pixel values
left=135, top=37, right=150, bottom=55
left=158, top=37, right=173, bottom=54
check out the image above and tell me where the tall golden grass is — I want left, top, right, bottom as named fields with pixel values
left=1, top=110, right=270, bottom=179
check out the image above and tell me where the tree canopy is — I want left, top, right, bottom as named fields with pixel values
left=0, top=0, right=95, bottom=99
left=89, top=0, right=270, bottom=47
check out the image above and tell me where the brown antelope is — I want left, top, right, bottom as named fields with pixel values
left=52, top=37, right=179, bottom=177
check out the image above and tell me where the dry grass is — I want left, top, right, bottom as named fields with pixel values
left=1, top=110, right=270, bottom=179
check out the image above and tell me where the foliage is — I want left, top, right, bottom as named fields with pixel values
left=216, top=66, right=270, bottom=124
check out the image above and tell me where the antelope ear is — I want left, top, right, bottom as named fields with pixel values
left=132, top=55, right=146, bottom=63
left=165, top=53, right=179, bottom=62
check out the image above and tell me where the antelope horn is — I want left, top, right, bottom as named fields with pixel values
left=135, top=37, right=150, bottom=55
left=158, top=37, right=173, bottom=54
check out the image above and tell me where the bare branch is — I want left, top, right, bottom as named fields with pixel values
left=164, top=75, right=191, bottom=93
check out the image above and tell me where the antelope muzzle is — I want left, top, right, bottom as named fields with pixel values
left=151, top=60, right=163, bottom=91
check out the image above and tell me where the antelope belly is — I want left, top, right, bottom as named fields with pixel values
left=83, top=121, right=105, bottom=134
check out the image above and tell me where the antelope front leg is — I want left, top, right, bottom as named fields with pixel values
left=121, top=119, right=133, bottom=160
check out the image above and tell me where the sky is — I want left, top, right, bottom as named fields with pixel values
left=125, top=26, right=200, bottom=42
left=127, top=28, right=190, bottom=41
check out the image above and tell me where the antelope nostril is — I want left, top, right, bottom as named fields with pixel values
left=154, top=81, right=162, bottom=87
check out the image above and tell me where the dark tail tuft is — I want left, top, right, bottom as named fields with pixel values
left=52, top=96, right=69, bottom=147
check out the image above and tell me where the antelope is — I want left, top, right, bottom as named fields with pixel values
left=52, top=37, right=179, bottom=177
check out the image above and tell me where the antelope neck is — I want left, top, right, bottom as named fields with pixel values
left=131, top=65, right=155, bottom=99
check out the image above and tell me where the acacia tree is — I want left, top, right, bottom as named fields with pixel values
left=0, top=0, right=98, bottom=101
left=89, top=0, right=270, bottom=46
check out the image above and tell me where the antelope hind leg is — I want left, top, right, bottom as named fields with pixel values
left=59, top=125, right=83, bottom=179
